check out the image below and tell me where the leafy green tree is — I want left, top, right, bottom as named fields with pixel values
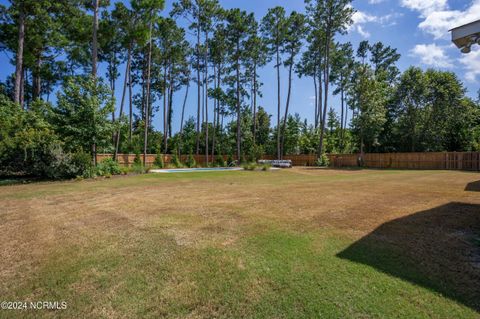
left=423, top=69, right=477, bottom=151
left=325, top=108, right=341, bottom=153
left=0, top=94, right=89, bottom=179
left=283, top=113, right=302, bottom=155
left=350, top=66, right=387, bottom=153
left=53, top=76, right=114, bottom=162
left=255, top=106, right=271, bottom=147
left=392, top=67, right=427, bottom=152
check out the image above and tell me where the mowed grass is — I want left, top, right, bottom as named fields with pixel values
left=0, top=169, right=479, bottom=318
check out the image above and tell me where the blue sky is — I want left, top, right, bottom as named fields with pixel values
left=1, top=0, right=479, bottom=133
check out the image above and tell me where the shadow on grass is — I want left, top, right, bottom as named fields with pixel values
left=465, top=181, right=480, bottom=192
left=0, top=176, right=42, bottom=186
left=337, top=202, right=480, bottom=312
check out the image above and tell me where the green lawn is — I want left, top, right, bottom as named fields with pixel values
left=0, top=169, right=479, bottom=318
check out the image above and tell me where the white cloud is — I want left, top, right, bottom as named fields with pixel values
left=401, top=0, right=480, bottom=39
left=400, top=0, right=447, bottom=16
left=369, top=0, right=386, bottom=4
left=409, top=43, right=453, bottom=68
left=356, top=25, right=371, bottom=38
left=459, top=46, right=480, bottom=82
left=349, top=10, right=400, bottom=38
left=419, top=10, right=461, bottom=39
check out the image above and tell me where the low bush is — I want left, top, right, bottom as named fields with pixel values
left=242, top=162, right=257, bottom=171
left=131, top=163, right=145, bottom=174
left=315, top=153, right=330, bottom=167
left=96, top=158, right=121, bottom=176
left=249, top=144, right=265, bottom=162
left=70, top=150, right=95, bottom=178
left=215, top=155, right=226, bottom=167
left=153, top=153, right=164, bottom=168
left=261, top=163, right=271, bottom=171
left=185, top=153, right=196, bottom=168
left=120, top=166, right=129, bottom=175
left=171, top=152, right=183, bottom=168
left=133, top=151, right=142, bottom=166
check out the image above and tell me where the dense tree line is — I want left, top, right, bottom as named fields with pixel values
left=0, top=0, right=479, bottom=178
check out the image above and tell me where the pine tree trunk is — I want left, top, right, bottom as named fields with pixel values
left=180, top=79, right=189, bottom=134
left=253, top=62, right=257, bottom=146
left=215, top=65, right=222, bottom=157
left=168, top=63, right=174, bottom=140
left=92, top=0, right=99, bottom=78
left=313, top=66, right=318, bottom=129
left=114, top=44, right=131, bottom=160
left=178, top=72, right=190, bottom=155
left=317, top=70, right=322, bottom=130
left=205, top=32, right=209, bottom=165
left=276, top=45, right=281, bottom=159
left=340, top=76, right=345, bottom=151
left=318, top=37, right=330, bottom=157
left=196, top=23, right=201, bottom=155
left=163, top=62, right=168, bottom=153
left=92, top=0, right=100, bottom=166
left=14, top=10, right=24, bottom=107
left=143, top=23, right=153, bottom=167
left=33, top=54, right=42, bottom=99
left=20, top=67, right=25, bottom=109
left=128, top=61, right=133, bottom=143
left=211, top=63, right=217, bottom=160
left=280, top=59, right=294, bottom=158
left=236, top=42, right=241, bottom=161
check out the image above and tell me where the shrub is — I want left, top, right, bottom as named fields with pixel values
left=315, top=153, right=330, bottom=167
left=131, top=163, right=145, bottom=174
left=41, top=145, right=74, bottom=180
left=133, top=151, right=142, bottom=165
left=154, top=153, right=164, bottom=168
left=240, top=154, right=247, bottom=165
left=242, top=162, right=257, bottom=171
left=215, top=155, right=226, bottom=167
left=120, top=166, right=129, bottom=175
left=70, top=150, right=95, bottom=178
left=171, top=152, right=182, bottom=168
left=250, top=144, right=265, bottom=162
left=96, top=158, right=121, bottom=176
left=261, top=163, right=271, bottom=171
left=185, top=153, right=196, bottom=168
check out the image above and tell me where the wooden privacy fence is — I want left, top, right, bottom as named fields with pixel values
left=329, top=152, right=480, bottom=171
left=97, top=152, right=480, bottom=171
